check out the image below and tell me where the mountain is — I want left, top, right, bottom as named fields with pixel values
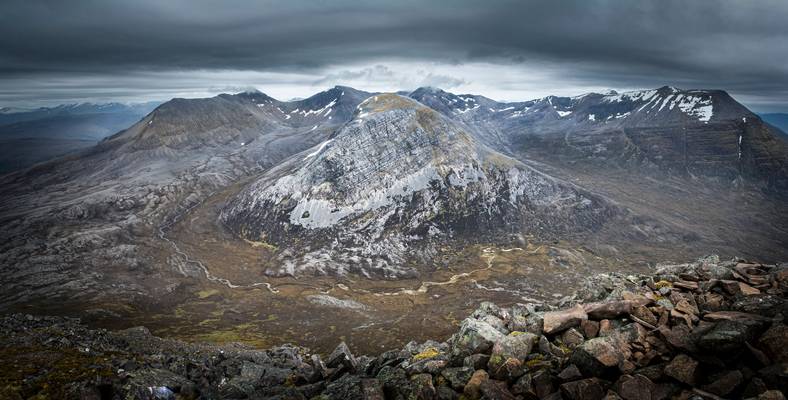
left=409, top=86, right=788, bottom=190
left=0, top=87, right=373, bottom=310
left=0, top=85, right=786, bottom=352
left=221, top=94, right=617, bottom=277
left=0, top=102, right=160, bottom=173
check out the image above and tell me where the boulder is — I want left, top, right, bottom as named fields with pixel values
left=585, top=301, right=633, bottom=320
left=733, top=294, right=787, bottom=317
left=758, top=391, right=787, bottom=400
left=361, top=378, right=385, bottom=400
left=742, top=377, right=769, bottom=398
left=440, top=367, right=473, bottom=391
left=487, top=357, right=524, bottom=382
left=324, top=374, right=364, bottom=400
left=409, top=373, right=436, bottom=400
left=581, top=320, right=600, bottom=339
left=491, top=332, right=537, bottom=360
left=663, top=354, right=698, bottom=385
left=758, top=363, right=788, bottom=394
left=376, top=366, right=409, bottom=399
left=658, top=324, right=697, bottom=353
left=532, top=370, right=556, bottom=399
left=543, top=304, right=588, bottom=335
left=701, top=370, right=742, bottom=396
left=327, top=342, right=358, bottom=372
left=630, top=305, right=658, bottom=327
left=703, top=311, right=771, bottom=323
left=633, top=364, right=665, bottom=382
left=538, top=334, right=567, bottom=358
left=487, top=333, right=537, bottom=379
left=759, top=323, right=788, bottom=363
left=557, top=364, right=584, bottom=382
left=452, top=319, right=504, bottom=354
left=560, top=377, right=610, bottom=400
left=463, top=369, right=488, bottom=400
left=570, top=337, right=624, bottom=377
left=698, top=320, right=759, bottom=352
left=562, top=328, right=585, bottom=347
left=463, top=353, right=490, bottom=370
left=512, top=373, right=539, bottom=399
left=480, top=379, right=517, bottom=400
left=407, top=357, right=449, bottom=375
left=435, top=385, right=458, bottom=400
left=613, top=374, right=655, bottom=400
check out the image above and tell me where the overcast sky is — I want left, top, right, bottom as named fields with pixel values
left=1, top=0, right=787, bottom=111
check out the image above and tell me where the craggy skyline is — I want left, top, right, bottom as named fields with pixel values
left=2, top=0, right=787, bottom=111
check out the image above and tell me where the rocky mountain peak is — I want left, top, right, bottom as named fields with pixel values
left=220, top=93, right=617, bottom=277
left=231, top=89, right=277, bottom=104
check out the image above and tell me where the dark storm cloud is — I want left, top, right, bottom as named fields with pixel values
left=1, top=0, right=787, bottom=110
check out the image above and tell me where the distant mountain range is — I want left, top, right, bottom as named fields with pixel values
left=0, top=102, right=160, bottom=173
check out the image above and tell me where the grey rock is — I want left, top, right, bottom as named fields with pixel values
left=327, top=341, right=357, bottom=372
left=440, top=367, right=474, bottom=391
left=560, top=377, right=609, bottom=400
left=570, top=337, right=624, bottom=377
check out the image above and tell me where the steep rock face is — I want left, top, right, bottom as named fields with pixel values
left=221, top=94, right=617, bottom=278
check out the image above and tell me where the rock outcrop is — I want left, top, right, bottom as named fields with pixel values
left=2, top=255, right=785, bottom=399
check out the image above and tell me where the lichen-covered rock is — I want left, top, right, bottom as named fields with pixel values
left=560, top=377, right=610, bottom=400
left=452, top=318, right=505, bottom=355
left=408, top=373, right=436, bottom=400
left=480, top=379, right=518, bottom=400
left=664, top=354, right=698, bottom=385
left=570, top=337, right=624, bottom=377
left=463, top=369, right=489, bottom=400
left=544, top=304, right=588, bottom=335
left=697, top=320, right=760, bottom=352
left=440, top=367, right=474, bottom=391
left=612, top=374, right=655, bottom=400
left=327, top=341, right=358, bottom=373
left=759, top=323, right=788, bottom=363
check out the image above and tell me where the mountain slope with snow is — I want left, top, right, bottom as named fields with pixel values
left=221, top=94, right=618, bottom=277
left=409, top=86, right=788, bottom=190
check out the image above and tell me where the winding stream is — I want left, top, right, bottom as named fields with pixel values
left=158, top=190, right=532, bottom=298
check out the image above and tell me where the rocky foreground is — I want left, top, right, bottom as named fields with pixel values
left=1, top=255, right=786, bottom=399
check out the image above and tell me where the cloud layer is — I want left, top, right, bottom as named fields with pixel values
left=1, top=0, right=787, bottom=111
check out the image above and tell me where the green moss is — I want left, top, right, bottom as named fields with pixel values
left=196, top=289, right=220, bottom=299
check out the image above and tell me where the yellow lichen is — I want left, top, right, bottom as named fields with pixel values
left=654, top=280, right=673, bottom=289
left=413, top=347, right=441, bottom=361
left=525, top=354, right=546, bottom=369
left=509, top=331, right=525, bottom=337
left=243, top=238, right=277, bottom=251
